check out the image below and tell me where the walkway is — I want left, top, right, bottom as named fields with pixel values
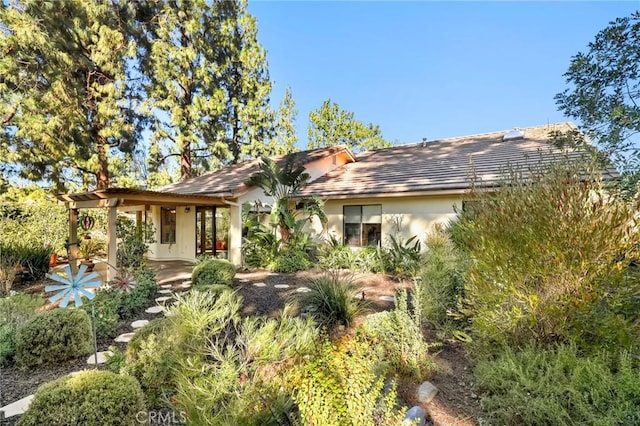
left=90, top=259, right=194, bottom=285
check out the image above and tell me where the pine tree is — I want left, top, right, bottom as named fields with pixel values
left=0, top=0, right=142, bottom=191
left=265, top=87, right=299, bottom=155
left=307, top=99, right=391, bottom=154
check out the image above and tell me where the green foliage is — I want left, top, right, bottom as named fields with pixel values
left=384, top=235, right=422, bottom=278
left=18, top=370, right=145, bottom=426
left=300, top=273, right=367, bottom=327
left=0, top=293, right=44, bottom=365
left=266, top=87, right=299, bottom=155
left=0, top=242, right=51, bottom=291
left=555, top=11, right=640, bottom=167
left=362, top=290, right=434, bottom=379
left=242, top=224, right=280, bottom=268
left=418, top=229, right=465, bottom=326
left=269, top=248, right=312, bottom=273
left=0, top=200, right=67, bottom=255
left=116, top=215, right=155, bottom=271
left=192, top=258, right=236, bottom=288
left=457, top=160, right=640, bottom=352
left=0, top=0, right=142, bottom=190
left=317, top=237, right=388, bottom=273
left=120, top=267, right=157, bottom=316
left=15, top=308, right=92, bottom=368
left=307, top=98, right=392, bottom=153
left=287, top=336, right=405, bottom=426
left=474, top=344, right=640, bottom=426
left=83, top=288, right=122, bottom=339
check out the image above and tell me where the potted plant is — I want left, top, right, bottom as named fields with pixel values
left=215, top=210, right=230, bottom=251
left=78, top=238, right=103, bottom=272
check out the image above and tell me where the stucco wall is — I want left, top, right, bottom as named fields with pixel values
left=147, top=205, right=196, bottom=261
left=313, top=195, right=464, bottom=249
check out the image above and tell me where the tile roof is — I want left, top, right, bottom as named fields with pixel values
left=297, top=123, right=618, bottom=198
left=160, top=146, right=350, bottom=197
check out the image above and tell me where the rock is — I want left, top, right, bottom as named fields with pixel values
left=379, top=295, right=395, bottom=302
left=86, top=350, right=113, bottom=365
left=114, top=332, right=136, bottom=343
left=403, top=406, right=426, bottom=426
left=131, top=319, right=149, bottom=329
left=296, top=287, right=311, bottom=293
left=155, top=296, right=172, bottom=303
left=0, top=395, right=34, bottom=418
left=157, top=289, right=172, bottom=294
left=417, top=381, right=439, bottom=403
left=160, top=284, right=172, bottom=289
left=145, top=306, right=164, bottom=314
left=253, top=282, right=267, bottom=287
left=274, top=284, right=289, bottom=289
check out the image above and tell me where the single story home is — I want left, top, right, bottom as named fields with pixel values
left=57, top=122, right=615, bottom=279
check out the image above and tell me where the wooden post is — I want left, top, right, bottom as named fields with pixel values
left=69, top=208, right=79, bottom=274
left=136, top=210, right=143, bottom=236
left=106, top=205, right=117, bottom=281
left=228, top=204, right=242, bottom=266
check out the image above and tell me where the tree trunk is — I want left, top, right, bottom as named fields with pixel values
left=96, top=138, right=109, bottom=189
left=181, top=140, right=192, bottom=181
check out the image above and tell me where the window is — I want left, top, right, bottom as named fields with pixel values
left=161, top=206, right=176, bottom=244
left=343, top=205, right=382, bottom=247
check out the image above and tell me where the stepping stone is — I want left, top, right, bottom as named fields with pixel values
left=145, top=306, right=164, bottom=314
left=131, top=319, right=149, bottom=329
left=86, top=350, right=113, bottom=365
left=160, top=284, right=172, bottom=289
left=253, top=282, right=267, bottom=287
left=155, top=296, right=172, bottom=303
left=296, top=287, right=311, bottom=293
left=379, top=295, right=396, bottom=302
left=274, top=284, right=290, bottom=289
left=114, top=332, right=136, bottom=343
left=179, top=282, right=191, bottom=289
left=0, top=395, right=34, bottom=418
left=157, top=289, right=172, bottom=294
left=182, top=280, right=192, bottom=285
left=239, top=279, right=249, bottom=283
left=164, top=310, right=175, bottom=317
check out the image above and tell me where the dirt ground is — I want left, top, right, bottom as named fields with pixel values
left=1, top=269, right=479, bottom=425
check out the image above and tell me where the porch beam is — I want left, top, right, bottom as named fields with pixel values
left=66, top=198, right=123, bottom=210
left=68, top=208, right=79, bottom=274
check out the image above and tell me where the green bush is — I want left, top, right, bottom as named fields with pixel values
left=192, top=258, right=236, bottom=288
left=269, top=248, right=312, bottom=273
left=474, top=344, right=640, bottom=425
left=18, top=370, right=145, bottom=426
left=458, top=160, right=640, bottom=352
left=362, top=290, right=434, bottom=379
left=287, top=336, right=405, bottom=426
left=300, top=273, right=367, bottom=327
left=0, top=294, right=44, bottom=365
left=116, top=215, right=155, bottom=271
left=383, top=235, right=422, bottom=278
left=83, top=288, right=122, bottom=339
left=419, top=229, right=465, bottom=326
left=0, top=243, right=51, bottom=284
left=15, top=308, right=92, bottom=368
left=243, top=225, right=279, bottom=268
left=120, top=267, right=157, bottom=316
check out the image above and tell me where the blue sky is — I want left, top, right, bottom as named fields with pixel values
left=248, top=1, right=639, bottom=147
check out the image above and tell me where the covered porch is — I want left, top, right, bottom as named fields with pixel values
left=57, top=188, right=244, bottom=281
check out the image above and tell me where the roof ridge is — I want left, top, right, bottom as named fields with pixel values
left=394, top=122, right=575, bottom=149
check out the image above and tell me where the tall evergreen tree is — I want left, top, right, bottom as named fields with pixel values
left=0, top=0, right=142, bottom=191
left=264, top=87, right=299, bottom=155
left=143, top=0, right=274, bottom=180
left=307, top=99, right=391, bottom=154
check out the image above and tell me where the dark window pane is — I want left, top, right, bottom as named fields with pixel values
left=161, top=206, right=176, bottom=244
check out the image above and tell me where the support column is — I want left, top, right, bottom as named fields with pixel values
left=68, top=208, right=79, bottom=274
left=136, top=211, right=142, bottom=237
left=228, top=204, right=242, bottom=267
left=106, top=206, right=117, bottom=281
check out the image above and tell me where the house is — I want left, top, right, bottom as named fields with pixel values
left=57, top=122, right=614, bottom=280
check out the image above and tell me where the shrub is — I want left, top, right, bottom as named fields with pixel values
left=0, top=243, right=51, bottom=286
left=18, top=370, right=145, bottom=426
left=243, top=225, right=279, bottom=268
left=116, top=215, right=155, bottom=271
left=362, top=290, right=434, bottom=379
left=418, top=229, right=465, bottom=326
left=383, top=235, right=422, bottom=277
left=192, top=258, right=236, bottom=288
left=83, top=288, right=122, bottom=339
left=269, top=248, right=312, bottom=273
left=300, top=273, right=367, bottom=327
left=120, top=267, right=157, bottom=316
left=0, top=294, right=44, bottom=365
left=474, top=344, right=640, bottom=425
left=287, top=336, right=405, bottom=426
left=458, top=160, right=640, bottom=352
left=15, top=308, right=92, bottom=368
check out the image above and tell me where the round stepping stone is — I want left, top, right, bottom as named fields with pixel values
left=158, top=289, right=172, bottom=294
left=179, top=282, right=191, bottom=289
left=160, top=284, right=172, bottom=289
left=239, top=279, right=249, bottom=283
left=182, top=280, right=192, bottom=285
left=131, top=319, right=149, bottom=329
left=274, top=284, right=290, bottom=289
left=115, top=332, right=136, bottom=343
left=145, top=306, right=164, bottom=314
left=253, top=282, right=267, bottom=287
left=155, top=296, right=172, bottom=303
left=86, top=350, right=113, bottom=365
left=379, top=295, right=396, bottom=302
left=296, top=287, right=311, bottom=293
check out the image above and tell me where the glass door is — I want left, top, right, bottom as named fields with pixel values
left=195, top=207, right=229, bottom=258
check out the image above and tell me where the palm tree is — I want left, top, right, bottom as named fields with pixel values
left=247, top=155, right=326, bottom=245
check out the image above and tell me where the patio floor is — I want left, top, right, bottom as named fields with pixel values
left=90, top=259, right=194, bottom=285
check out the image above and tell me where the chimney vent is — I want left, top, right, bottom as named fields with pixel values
left=422, top=137, right=427, bottom=147
left=503, top=129, right=524, bottom=142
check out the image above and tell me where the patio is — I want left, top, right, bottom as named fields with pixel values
left=63, top=259, right=195, bottom=286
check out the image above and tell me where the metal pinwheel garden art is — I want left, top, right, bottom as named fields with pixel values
left=45, top=264, right=102, bottom=308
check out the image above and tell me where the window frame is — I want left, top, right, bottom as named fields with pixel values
left=160, top=206, right=177, bottom=244
left=343, top=204, right=382, bottom=247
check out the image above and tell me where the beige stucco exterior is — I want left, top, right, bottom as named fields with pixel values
left=312, top=194, right=464, bottom=248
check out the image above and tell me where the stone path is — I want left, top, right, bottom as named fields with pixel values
left=0, top=395, right=34, bottom=419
